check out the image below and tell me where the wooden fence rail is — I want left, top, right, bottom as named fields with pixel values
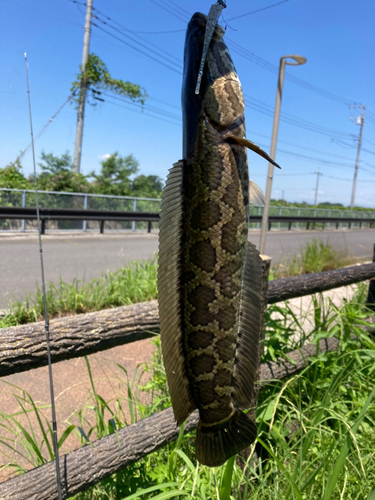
left=0, top=338, right=340, bottom=500
left=1, top=262, right=375, bottom=378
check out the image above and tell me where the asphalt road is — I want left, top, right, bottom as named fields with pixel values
left=1, top=228, right=374, bottom=309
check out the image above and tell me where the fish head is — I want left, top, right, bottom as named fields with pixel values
left=182, top=13, right=246, bottom=161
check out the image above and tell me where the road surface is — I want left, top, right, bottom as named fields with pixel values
left=1, top=228, right=374, bottom=309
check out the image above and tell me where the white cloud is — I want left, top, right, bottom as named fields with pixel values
left=98, top=154, right=111, bottom=160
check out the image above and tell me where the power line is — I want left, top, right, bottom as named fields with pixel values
left=162, top=0, right=190, bottom=16
left=148, top=0, right=188, bottom=23
left=92, top=9, right=183, bottom=65
left=362, top=147, right=375, bottom=156
left=226, top=0, right=291, bottom=21
left=92, top=22, right=183, bottom=74
left=363, top=137, right=375, bottom=147
left=16, top=93, right=75, bottom=163
left=324, top=174, right=375, bottom=183
left=87, top=2, right=357, bottom=107
left=98, top=91, right=181, bottom=126
left=227, top=39, right=354, bottom=105
left=247, top=129, right=356, bottom=161
left=245, top=96, right=355, bottom=139
left=142, top=0, right=355, bottom=105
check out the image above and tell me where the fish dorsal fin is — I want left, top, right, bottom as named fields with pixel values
left=232, top=242, right=266, bottom=410
left=158, top=160, right=196, bottom=424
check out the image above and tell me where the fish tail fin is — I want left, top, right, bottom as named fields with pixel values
left=195, top=409, right=257, bottom=467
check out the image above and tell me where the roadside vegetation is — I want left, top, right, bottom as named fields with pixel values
left=271, top=238, right=358, bottom=278
left=0, top=240, right=362, bottom=328
left=0, top=259, right=158, bottom=328
left=1, top=282, right=374, bottom=499
left=269, top=197, right=375, bottom=212
left=0, top=151, right=163, bottom=199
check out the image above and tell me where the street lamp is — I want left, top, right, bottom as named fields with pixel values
left=259, top=55, right=307, bottom=255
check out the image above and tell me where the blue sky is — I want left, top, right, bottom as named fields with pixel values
left=1, top=0, right=375, bottom=206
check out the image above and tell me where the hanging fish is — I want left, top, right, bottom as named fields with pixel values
left=158, top=11, right=279, bottom=467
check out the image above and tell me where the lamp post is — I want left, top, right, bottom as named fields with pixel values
left=259, top=55, right=307, bottom=255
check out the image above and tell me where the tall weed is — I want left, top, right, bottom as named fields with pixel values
left=0, top=259, right=158, bottom=328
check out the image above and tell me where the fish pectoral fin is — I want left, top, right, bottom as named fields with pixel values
left=225, top=134, right=281, bottom=169
left=249, top=180, right=266, bottom=206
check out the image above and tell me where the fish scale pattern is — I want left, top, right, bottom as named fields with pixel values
left=182, top=117, right=248, bottom=426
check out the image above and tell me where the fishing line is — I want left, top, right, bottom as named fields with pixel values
left=16, top=92, right=75, bottom=163
left=24, top=53, right=63, bottom=500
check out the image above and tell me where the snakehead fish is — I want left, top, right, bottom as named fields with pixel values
left=158, top=12, right=279, bottom=467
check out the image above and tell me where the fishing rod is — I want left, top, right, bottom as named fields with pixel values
left=24, top=53, right=63, bottom=500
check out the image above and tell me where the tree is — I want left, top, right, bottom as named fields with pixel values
left=89, top=153, right=139, bottom=196
left=132, top=174, right=163, bottom=198
left=0, top=160, right=30, bottom=189
left=36, top=151, right=90, bottom=192
left=71, top=53, right=147, bottom=107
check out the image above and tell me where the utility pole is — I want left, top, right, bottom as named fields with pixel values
left=259, top=55, right=306, bottom=255
left=314, top=169, right=323, bottom=205
left=73, top=0, right=93, bottom=173
left=350, top=104, right=366, bottom=209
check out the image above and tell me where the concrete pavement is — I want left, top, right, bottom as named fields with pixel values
left=1, top=228, right=374, bottom=309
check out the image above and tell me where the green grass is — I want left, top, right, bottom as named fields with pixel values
left=272, top=238, right=357, bottom=279
left=0, top=259, right=158, bottom=328
left=1, top=246, right=374, bottom=497
left=1, top=284, right=374, bottom=499
left=0, top=240, right=362, bottom=329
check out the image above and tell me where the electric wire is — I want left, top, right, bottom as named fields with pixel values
left=90, top=10, right=356, bottom=141
left=362, top=147, right=375, bottom=156
left=101, top=92, right=181, bottom=126
left=92, top=22, right=183, bottom=75
left=96, top=90, right=375, bottom=178
left=226, top=38, right=354, bottom=105
left=246, top=129, right=356, bottom=161
left=159, top=0, right=190, bottom=16
left=16, top=93, right=75, bottom=163
left=148, top=0, right=188, bottom=23
left=92, top=10, right=183, bottom=65
left=101, top=90, right=181, bottom=121
left=226, top=0, right=291, bottom=21
left=245, top=95, right=355, bottom=139
left=24, top=53, right=63, bottom=500
left=77, top=0, right=355, bottom=105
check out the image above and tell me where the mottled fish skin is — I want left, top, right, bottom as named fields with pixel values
left=158, top=11, right=268, bottom=467
left=180, top=13, right=256, bottom=465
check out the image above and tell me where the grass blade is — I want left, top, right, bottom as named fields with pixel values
left=323, top=386, right=375, bottom=500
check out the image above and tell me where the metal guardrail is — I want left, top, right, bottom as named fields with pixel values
left=0, top=207, right=159, bottom=234
left=1, top=206, right=375, bottom=234
left=1, top=187, right=375, bottom=233
left=0, top=188, right=161, bottom=232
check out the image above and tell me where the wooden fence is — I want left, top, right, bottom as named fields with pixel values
left=0, top=249, right=375, bottom=499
